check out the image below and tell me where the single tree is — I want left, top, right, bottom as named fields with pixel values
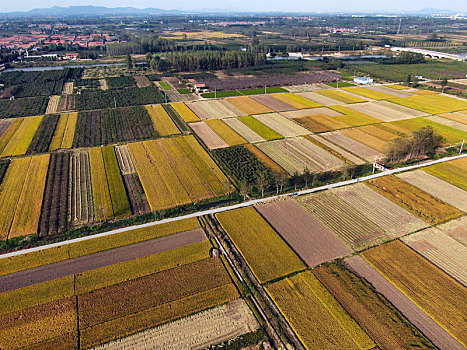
left=303, top=167, right=312, bottom=188
left=238, top=179, right=250, bottom=201
left=406, top=73, right=412, bottom=87
left=125, top=54, right=133, bottom=70
left=440, top=78, right=448, bottom=93
left=256, top=171, right=269, bottom=197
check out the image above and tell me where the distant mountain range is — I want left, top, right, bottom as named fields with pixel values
left=0, top=5, right=463, bottom=17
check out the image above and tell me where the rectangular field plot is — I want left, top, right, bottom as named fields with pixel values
left=315, top=89, right=367, bottom=104
left=361, top=240, right=467, bottom=348
left=257, top=137, right=345, bottom=175
left=205, top=119, right=247, bottom=146
left=437, top=216, right=467, bottom=246
left=321, top=131, right=384, bottom=162
left=129, top=136, right=232, bottom=211
left=189, top=121, right=229, bottom=149
left=397, top=170, right=467, bottom=212
left=367, top=175, right=464, bottom=225
left=390, top=94, right=467, bottom=114
left=256, top=198, right=352, bottom=267
left=423, top=158, right=467, bottom=191
left=254, top=113, right=311, bottom=137
left=296, top=91, right=346, bottom=106
left=297, top=192, right=387, bottom=251
left=223, top=118, right=265, bottom=143
left=346, top=100, right=426, bottom=122
left=271, top=93, right=322, bottom=109
left=237, top=116, right=283, bottom=140
left=425, top=115, right=467, bottom=132
left=225, top=96, right=273, bottom=115
left=344, top=255, right=464, bottom=350
left=330, top=106, right=382, bottom=126
left=293, top=114, right=350, bottom=133
left=314, top=263, right=436, bottom=350
left=49, top=112, right=78, bottom=151
left=145, top=104, right=180, bottom=137
left=266, top=271, right=375, bottom=350
left=366, top=85, right=414, bottom=98
left=280, top=107, right=343, bottom=119
left=69, top=150, right=95, bottom=226
left=94, top=299, right=259, bottom=350
left=307, top=135, right=367, bottom=165
left=438, top=112, right=467, bottom=125
left=0, top=116, right=43, bottom=157
left=340, top=128, right=390, bottom=153
left=170, top=102, right=200, bottom=122
left=244, top=143, right=287, bottom=175
left=402, top=228, right=467, bottom=286
left=342, top=87, right=396, bottom=100
left=331, top=183, right=428, bottom=238
left=250, top=94, right=296, bottom=111
left=216, top=207, right=305, bottom=283
left=187, top=100, right=244, bottom=119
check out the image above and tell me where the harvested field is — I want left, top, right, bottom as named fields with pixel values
left=189, top=121, right=229, bottom=149
left=357, top=124, right=400, bottom=141
left=205, top=119, right=247, bottom=146
left=296, top=91, right=345, bottom=106
left=332, top=183, right=428, bottom=238
left=293, top=114, right=350, bottom=133
left=62, top=82, right=74, bottom=94
left=330, top=106, right=382, bottom=126
left=122, top=174, right=150, bottom=215
left=272, top=93, right=321, bottom=109
left=367, top=175, right=464, bottom=224
left=89, top=147, right=114, bottom=221
left=0, top=119, right=14, bottom=140
left=297, top=191, right=387, bottom=250
left=423, top=158, right=467, bottom=191
left=225, top=96, right=273, bottom=115
left=250, top=94, right=295, bottom=111
left=280, top=106, right=343, bottom=118
left=1, top=116, right=43, bottom=157
left=362, top=241, right=467, bottom=347
left=145, top=104, right=180, bottom=137
left=115, top=145, right=135, bottom=175
left=46, top=95, right=60, bottom=114
left=39, top=152, right=70, bottom=236
left=254, top=113, right=310, bottom=137
left=187, top=100, right=242, bottom=120
left=341, top=127, right=389, bottom=153
left=223, top=117, right=265, bottom=143
left=266, top=271, right=375, bottom=350
left=397, top=170, right=467, bottom=211
left=0, top=297, right=77, bottom=350
left=256, top=198, right=352, bottom=267
left=306, top=134, right=366, bottom=164
left=237, top=116, right=283, bottom=140
left=93, top=299, right=258, bottom=350
left=437, top=216, right=467, bottom=246
left=244, top=143, right=287, bottom=174
left=216, top=207, right=305, bottom=283
left=134, top=75, right=152, bottom=88
left=257, top=137, right=345, bottom=175
left=343, top=87, right=396, bottom=100
left=438, top=112, right=467, bottom=125
left=426, top=115, right=467, bottom=132
left=57, top=94, right=75, bottom=112
left=346, top=100, right=426, bottom=122
left=68, top=150, right=95, bottom=225
left=321, top=131, right=384, bottom=162
left=402, top=228, right=467, bottom=286
left=390, top=94, right=467, bottom=114
left=314, top=263, right=436, bottom=350
left=315, top=89, right=367, bottom=104
left=49, top=113, right=77, bottom=151
left=367, top=85, right=414, bottom=98
left=386, top=84, right=410, bottom=90
left=170, top=102, right=200, bottom=122
left=9, top=154, right=50, bottom=238
left=344, top=255, right=463, bottom=350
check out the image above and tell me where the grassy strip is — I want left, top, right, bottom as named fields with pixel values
left=206, top=119, right=247, bottom=146
left=159, top=81, right=172, bottom=90
left=163, top=104, right=190, bottom=132
left=238, top=87, right=287, bottom=95
left=201, top=90, right=242, bottom=98
left=177, top=88, right=191, bottom=94
left=238, top=116, right=283, bottom=140
left=89, top=147, right=114, bottom=221
left=326, top=82, right=354, bottom=88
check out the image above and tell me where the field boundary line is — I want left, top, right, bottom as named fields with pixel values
left=1, top=153, right=465, bottom=259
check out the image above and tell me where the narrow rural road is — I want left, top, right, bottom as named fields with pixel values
left=1, top=153, right=465, bottom=260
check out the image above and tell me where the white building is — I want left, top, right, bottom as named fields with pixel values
left=353, top=77, right=374, bottom=85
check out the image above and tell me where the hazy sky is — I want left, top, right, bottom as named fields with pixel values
left=2, top=0, right=466, bottom=13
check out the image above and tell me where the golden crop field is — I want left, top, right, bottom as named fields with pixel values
left=205, top=119, right=247, bottom=146
left=362, top=240, right=467, bottom=347
left=385, top=84, right=409, bottom=90
left=170, top=102, right=200, bottom=122
left=216, top=207, right=305, bottom=283
left=272, top=93, right=321, bottom=109
left=9, top=154, right=50, bottom=238
left=390, top=94, right=467, bottom=114
left=89, top=147, right=114, bottom=221
left=423, top=158, right=467, bottom=191
left=293, top=114, right=350, bottom=133
left=226, top=96, right=274, bottom=115
left=366, top=175, right=464, bottom=225
left=145, top=104, right=180, bottom=137
left=343, top=87, right=396, bottom=100
left=330, top=106, right=382, bottom=126
left=1, top=116, right=43, bottom=157
left=0, top=118, right=22, bottom=154
left=315, top=89, right=367, bottom=104
left=340, top=128, right=389, bottom=152
left=266, top=271, right=375, bottom=350
left=49, top=112, right=77, bottom=151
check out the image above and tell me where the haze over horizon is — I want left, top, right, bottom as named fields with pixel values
left=1, top=1, right=466, bottom=14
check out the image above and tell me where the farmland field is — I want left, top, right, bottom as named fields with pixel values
left=362, top=240, right=467, bottom=347
left=189, top=121, right=229, bottom=149
left=115, top=145, right=135, bottom=175
left=397, top=170, right=467, bottom=211
left=280, top=106, right=343, bottom=119
left=306, top=134, right=366, bottom=164
left=297, top=191, right=387, bottom=250
left=437, top=216, right=467, bottom=246
left=205, top=119, right=247, bottom=146
left=330, top=106, right=382, bottom=126
left=390, top=94, right=467, bottom=114
left=297, top=91, right=346, bottom=106
left=223, top=117, right=265, bottom=143
left=254, top=113, right=310, bottom=137
left=89, top=147, right=115, bottom=221
left=145, top=104, right=180, bottom=137
left=342, top=87, right=396, bottom=100
left=187, top=100, right=244, bottom=119
left=170, top=102, right=200, bottom=122
left=332, top=183, right=428, bottom=238
left=293, top=114, right=350, bottom=133
left=425, top=115, right=467, bottom=133
left=340, top=127, right=389, bottom=153
left=216, top=207, right=305, bottom=283
left=237, top=115, right=283, bottom=140
left=366, top=175, right=464, bottom=224
left=49, top=113, right=77, bottom=151
left=344, top=255, right=462, bottom=350
left=255, top=198, right=352, bottom=267
left=244, top=143, right=287, bottom=174
left=226, top=96, right=273, bottom=115
left=257, top=137, right=345, bottom=175
left=314, top=263, right=436, bottom=350
left=367, top=85, right=413, bottom=98
left=26, top=114, right=60, bottom=154
left=0, top=116, right=43, bottom=157
left=439, top=112, right=467, bottom=125
left=422, top=158, right=467, bottom=191
left=315, top=89, right=367, bottom=104
left=321, top=131, right=384, bottom=162
left=0, top=96, right=48, bottom=119
left=345, top=100, right=426, bottom=122
left=122, top=174, right=151, bottom=215
left=250, top=94, right=295, bottom=111
left=266, top=271, right=375, bottom=350
left=272, top=93, right=322, bottom=109
left=402, top=228, right=467, bottom=286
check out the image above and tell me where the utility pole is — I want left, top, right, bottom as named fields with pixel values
left=114, top=97, right=117, bottom=108
left=460, top=139, right=465, bottom=154
left=397, top=18, right=402, bottom=35
left=264, top=85, right=267, bottom=94
left=214, top=89, right=217, bottom=99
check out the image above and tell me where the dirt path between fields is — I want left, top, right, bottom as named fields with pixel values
left=0, top=228, right=207, bottom=293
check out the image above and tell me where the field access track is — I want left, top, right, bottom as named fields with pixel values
left=0, top=228, right=207, bottom=293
